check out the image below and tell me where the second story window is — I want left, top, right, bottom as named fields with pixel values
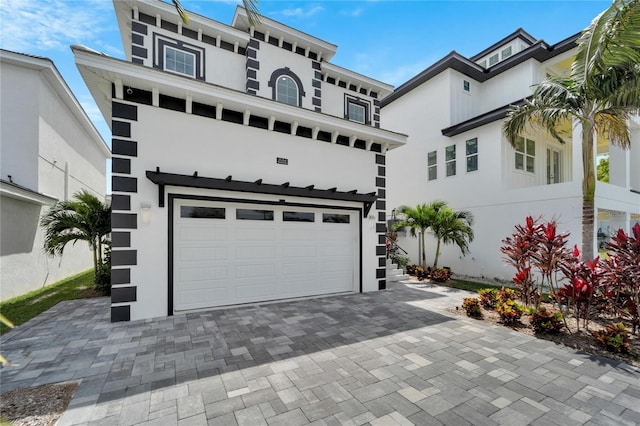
left=466, top=138, right=478, bottom=172
left=276, top=76, right=299, bottom=106
left=164, top=46, right=195, bottom=77
left=344, top=96, right=370, bottom=124
left=501, top=46, right=512, bottom=60
left=515, top=136, right=535, bottom=173
left=348, top=102, right=365, bottom=123
left=489, top=53, right=499, bottom=67
left=428, top=151, right=437, bottom=181
left=445, top=144, right=456, bottom=177
left=269, top=68, right=305, bottom=107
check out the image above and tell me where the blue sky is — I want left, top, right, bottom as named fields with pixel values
left=1, top=0, right=610, bottom=144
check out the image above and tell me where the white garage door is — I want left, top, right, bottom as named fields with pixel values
left=173, top=199, right=358, bottom=312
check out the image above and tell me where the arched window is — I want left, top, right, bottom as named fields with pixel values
left=276, top=76, right=299, bottom=106
left=269, top=68, right=305, bottom=107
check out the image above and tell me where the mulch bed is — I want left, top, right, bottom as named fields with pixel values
left=0, top=382, right=78, bottom=426
left=448, top=300, right=640, bottom=367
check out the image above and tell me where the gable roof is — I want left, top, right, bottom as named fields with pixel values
left=0, top=49, right=111, bottom=158
left=469, top=28, right=537, bottom=62
left=381, top=31, right=580, bottom=107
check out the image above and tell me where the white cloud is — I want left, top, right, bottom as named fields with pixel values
left=377, top=60, right=433, bottom=87
left=0, top=0, right=115, bottom=53
left=277, top=5, right=324, bottom=18
left=341, top=8, right=363, bottom=17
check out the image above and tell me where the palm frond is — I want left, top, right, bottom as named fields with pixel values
left=573, top=0, right=640, bottom=83
left=243, top=0, right=261, bottom=27
left=172, top=0, right=190, bottom=24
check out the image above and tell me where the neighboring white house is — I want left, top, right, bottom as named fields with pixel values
left=381, top=29, right=640, bottom=281
left=0, top=50, right=110, bottom=300
left=73, top=0, right=406, bottom=322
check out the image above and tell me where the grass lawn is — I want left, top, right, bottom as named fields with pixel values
left=445, top=279, right=503, bottom=293
left=0, top=270, right=99, bottom=335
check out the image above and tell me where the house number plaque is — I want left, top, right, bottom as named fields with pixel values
left=276, top=157, right=288, bottom=165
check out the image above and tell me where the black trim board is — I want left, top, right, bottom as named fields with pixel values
left=167, top=193, right=365, bottom=316
left=146, top=171, right=377, bottom=217
left=441, top=98, right=527, bottom=137
left=382, top=33, right=580, bottom=107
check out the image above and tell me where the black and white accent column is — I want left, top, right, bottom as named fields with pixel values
left=312, top=61, right=322, bottom=113
left=373, top=100, right=381, bottom=128
left=375, top=153, right=386, bottom=290
left=246, top=38, right=260, bottom=95
left=110, top=101, right=139, bottom=322
left=131, top=21, right=148, bottom=65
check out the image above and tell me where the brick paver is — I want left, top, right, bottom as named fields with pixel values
left=1, top=282, right=638, bottom=425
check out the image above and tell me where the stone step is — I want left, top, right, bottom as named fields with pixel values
left=387, top=268, right=404, bottom=276
left=387, top=274, right=410, bottom=282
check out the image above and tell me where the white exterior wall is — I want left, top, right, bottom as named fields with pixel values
left=1, top=63, right=40, bottom=190
left=134, top=21, right=246, bottom=91
left=479, top=60, right=538, bottom=113
left=0, top=56, right=108, bottom=300
left=254, top=43, right=315, bottom=110
left=121, top=104, right=380, bottom=321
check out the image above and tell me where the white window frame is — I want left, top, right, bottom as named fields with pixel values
left=276, top=76, right=299, bottom=106
left=515, top=136, right=535, bottom=173
left=466, top=138, right=478, bottom=172
left=164, top=45, right=196, bottom=78
left=427, top=150, right=437, bottom=181
left=347, top=101, right=366, bottom=124
left=445, top=145, right=456, bottom=177
left=501, top=46, right=512, bottom=60
left=488, top=53, right=499, bottom=66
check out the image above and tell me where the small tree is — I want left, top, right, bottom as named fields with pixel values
left=430, top=207, right=474, bottom=269
left=40, top=190, right=111, bottom=289
left=393, top=201, right=447, bottom=268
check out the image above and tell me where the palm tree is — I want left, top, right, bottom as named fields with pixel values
left=503, top=0, right=640, bottom=260
left=431, top=207, right=474, bottom=269
left=393, top=201, right=447, bottom=268
left=40, top=190, right=111, bottom=280
left=172, top=0, right=261, bottom=26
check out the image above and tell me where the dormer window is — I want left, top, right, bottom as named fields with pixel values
left=276, top=76, right=299, bottom=106
left=344, top=95, right=370, bottom=124
left=269, top=68, right=305, bottom=107
left=164, top=46, right=195, bottom=77
left=489, top=53, right=499, bottom=67
left=501, top=46, right=512, bottom=60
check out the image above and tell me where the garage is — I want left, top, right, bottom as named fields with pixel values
left=172, top=198, right=359, bottom=312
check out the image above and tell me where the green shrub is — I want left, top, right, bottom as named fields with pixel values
left=406, top=264, right=419, bottom=275
left=94, top=243, right=111, bottom=296
left=592, top=322, right=631, bottom=354
left=496, top=299, right=524, bottom=324
left=497, top=287, right=519, bottom=303
left=462, top=298, right=482, bottom=318
left=478, top=288, right=498, bottom=310
left=391, top=254, right=411, bottom=270
left=529, top=307, right=564, bottom=334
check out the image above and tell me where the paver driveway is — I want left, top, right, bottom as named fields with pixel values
left=1, top=283, right=639, bottom=425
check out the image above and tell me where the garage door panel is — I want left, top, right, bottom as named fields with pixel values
left=235, top=282, right=276, bottom=300
left=177, top=287, right=229, bottom=310
left=235, top=263, right=276, bottom=278
left=179, top=226, right=228, bottom=241
left=179, top=266, right=228, bottom=282
left=282, top=228, right=317, bottom=241
left=179, top=247, right=228, bottom=262
left=282, top=246, right=317, bottom=257
left=174, top=200, right=357, bottom=312
left=236, top=227, right=276, bottom=241
left=235, top=246, right=277, bottom=260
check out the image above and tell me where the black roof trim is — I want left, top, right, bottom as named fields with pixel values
left=146, top=170, right=377, bottom=216
left=469, top=28, right=537, bottom=62
left=381, top=32, right=581, bottom=108
left=441, top=98, right=528, bottom=137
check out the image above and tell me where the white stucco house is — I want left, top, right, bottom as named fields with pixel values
left=74, top=0, right=406, bottom=322
left=381, top=29, right=640, bottom=281
left=0, top=50, right=110, bottom=300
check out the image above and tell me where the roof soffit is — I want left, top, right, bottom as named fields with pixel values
left=72, top=47, right=406, bottom=150
left=232, top=7, right=337, bottom=61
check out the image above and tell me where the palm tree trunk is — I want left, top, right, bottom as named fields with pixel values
left=92, top=244, right=98, bottom=278
left=420, top=230, right=426, bottom=268
left=581, top=120, right=596, bottom=261
left=433, top=239, right=441, bottom=269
